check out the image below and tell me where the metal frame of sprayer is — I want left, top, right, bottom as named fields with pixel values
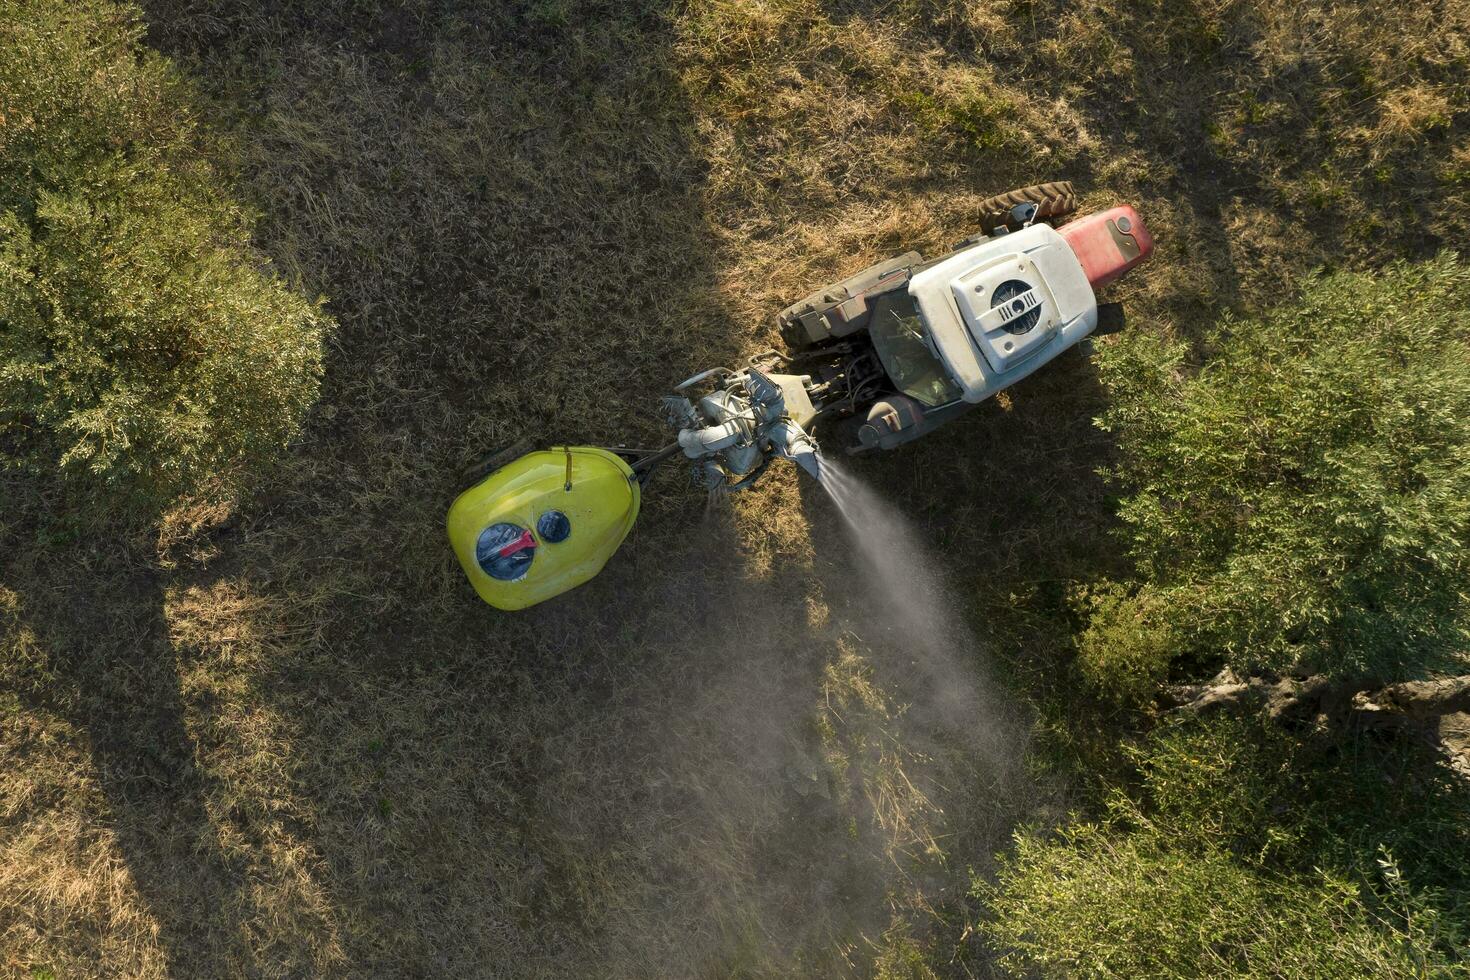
left=595, top=335, right=895, bottom=494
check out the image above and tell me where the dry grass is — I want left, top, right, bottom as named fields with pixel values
left=2, top=0, right=1467, bottom=975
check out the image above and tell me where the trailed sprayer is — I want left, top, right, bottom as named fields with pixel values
left=449, top=182, right=1153, bottom=609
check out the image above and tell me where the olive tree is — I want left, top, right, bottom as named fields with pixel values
left=1079, top=256, right=1470, bottom=688
left=981, top=718, right=1470, bottom=976
left=0, top=0, right=330, bottom=516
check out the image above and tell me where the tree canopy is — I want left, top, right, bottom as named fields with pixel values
left=0, top=0, right=330, bottom=516
left=1080, top=255, right=1470, bottom=689
left=983, top=718, right=1470, bottom=977
left=984, top=258, right=1470, bottom=976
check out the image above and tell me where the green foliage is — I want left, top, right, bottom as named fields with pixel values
left=892, top=80, right=1015, bottom=153
left=871, top=920, right=940, bottom=980
left=984, top=824, right=1456, bottom=978
left=980, top=718, right=1470, bottom=978
left=1131, top=719, right=1470, bottom=891
left=1071, top=581, right=1176, bottom=707
left=0, top=0, right=330, bottom=516
left=1012, top=260, right=1470, bottom=976
left=1087, top=256, right=1470, bottom=683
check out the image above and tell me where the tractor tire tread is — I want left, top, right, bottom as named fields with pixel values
left=977, top=181, right=1077, bottom=234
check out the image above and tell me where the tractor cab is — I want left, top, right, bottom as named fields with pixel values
left=866, top=289, right=963, bottom=408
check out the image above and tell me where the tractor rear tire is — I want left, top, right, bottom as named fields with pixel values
left=977, top=181, right=1077, bottom=234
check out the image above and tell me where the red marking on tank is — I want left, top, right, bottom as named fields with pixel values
left=498, top=529, right=537, bottom=557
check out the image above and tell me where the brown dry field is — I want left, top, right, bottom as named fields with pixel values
left=2, top=0, right=1468, bottom=976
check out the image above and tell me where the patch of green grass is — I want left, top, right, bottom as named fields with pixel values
left=892, top=83, right=1016, bottom=152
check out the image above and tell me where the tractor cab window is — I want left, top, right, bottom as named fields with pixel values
left=868, top=290, right=963, bottom=407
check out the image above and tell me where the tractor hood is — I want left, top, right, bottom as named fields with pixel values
left=909, top=223, right=1098, bottom=403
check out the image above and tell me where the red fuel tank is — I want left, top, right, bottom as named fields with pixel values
left=1058, top=205, right=1153, bottom=290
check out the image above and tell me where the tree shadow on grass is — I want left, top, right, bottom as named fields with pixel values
left=0, top=495, right=260, bottom=977
left=804, top=346, right=1123, bottom=638
left=124, top=0, right=953, bottom=973
left=784, top=348, right=1122, bottom=966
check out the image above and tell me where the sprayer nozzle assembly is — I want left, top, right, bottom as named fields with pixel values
left=668, top=365, right=821, bottom=491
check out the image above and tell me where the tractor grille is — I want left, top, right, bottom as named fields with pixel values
left=991, top=279, right=1042, bottom=335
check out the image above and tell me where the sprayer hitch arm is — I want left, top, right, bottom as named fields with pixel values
left=615, top=443, right=683, bottom=483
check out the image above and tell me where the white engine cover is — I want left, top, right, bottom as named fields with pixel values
left=908, top=224, right=1098, bottom=403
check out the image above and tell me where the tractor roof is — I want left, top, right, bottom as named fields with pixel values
left=909, top=223, right=1098, bottom=403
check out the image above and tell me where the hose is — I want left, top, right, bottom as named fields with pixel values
left=725, top=456, right=770, bottom=492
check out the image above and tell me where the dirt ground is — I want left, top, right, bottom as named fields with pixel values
left=2, top=0, right=1467, bottom=976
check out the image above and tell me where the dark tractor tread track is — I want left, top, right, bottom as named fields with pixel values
left=977, top=181, right=1078, bottom=234
left=459, top=439, right=533, bottom=491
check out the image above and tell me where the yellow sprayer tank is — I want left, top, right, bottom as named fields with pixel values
left=447, top=447, right=640, bottom=610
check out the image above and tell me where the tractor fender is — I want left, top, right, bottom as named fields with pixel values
left=778, top=251, right=921, bottom=349
left=857, top=395, right=925, bottom=450
left=851, top=396, right=976, bottom=452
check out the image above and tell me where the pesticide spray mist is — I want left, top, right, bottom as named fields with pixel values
left=584, top=453, right=1031, bottom=974
left=800, top=453, right=1032, bottom=957
left=815, top=454, right=1020, bottom=751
